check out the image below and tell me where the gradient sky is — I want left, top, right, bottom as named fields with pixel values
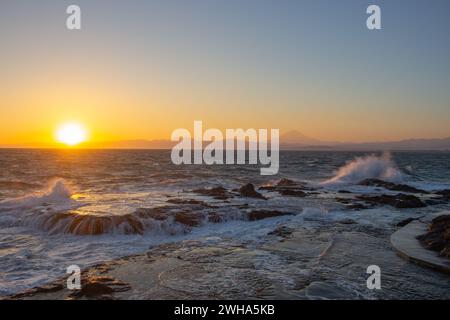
left=1, top=0, right=449, bottom=145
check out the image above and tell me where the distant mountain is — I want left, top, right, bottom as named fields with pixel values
left=280, top=131, right=322, bottom=145
left=333, top=137, right=450, bottom=151
left=2, top=135, right=450, bottom=151
left=84, top=136, right=450, bottom=151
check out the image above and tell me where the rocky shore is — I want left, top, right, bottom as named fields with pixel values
left=5, top=178, right=450, bottom=300
left=418, top=215, right=450, bottom=258
left=8, top=217, right=450, bottom=300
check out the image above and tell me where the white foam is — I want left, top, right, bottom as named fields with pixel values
left=0, top=178, right=73, bottom=210
left=322, top=152, right=403, bottom=186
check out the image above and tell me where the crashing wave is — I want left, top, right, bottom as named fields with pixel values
left=0, top=179, right=73, bottom=211
left=322, top=152, right=403, bottom=185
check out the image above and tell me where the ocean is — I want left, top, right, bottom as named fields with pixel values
left=1, top=149, right=450, bottom=297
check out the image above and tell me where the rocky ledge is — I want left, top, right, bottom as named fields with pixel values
left=417, top=214, right=450, bottom=258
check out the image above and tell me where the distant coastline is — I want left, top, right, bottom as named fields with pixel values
left=2, top=133, right=450, bottom=151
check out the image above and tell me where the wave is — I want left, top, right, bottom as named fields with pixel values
left=0, top=179, right=74, bottom=211
left=1, top=205, right=253, bottom=236
left=0, top=180, right=260, bottom=235
left=322, top=152, right=403, bottom=185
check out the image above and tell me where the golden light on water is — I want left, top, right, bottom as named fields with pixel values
left=55, top=123, right=88, bottom=146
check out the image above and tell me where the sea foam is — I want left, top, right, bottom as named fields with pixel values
left=0, top=178, right=73, bottom=210
left=322, top=152, right=403, bottom=185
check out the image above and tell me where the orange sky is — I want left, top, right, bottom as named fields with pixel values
left=1, top=1, right=450, bottom=147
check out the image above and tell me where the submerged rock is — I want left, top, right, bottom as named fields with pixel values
left=278, top=189, right=307, bottom=197
left=396, top=217, right=417, bottom=227
left=238, top=183, right=267, bottom=200
left=69, top=276, right=131, bottom=299
left=276, top=178, right=298, bottom=187
left=134, top=207, right=170, bottom=221
left=356, top=194, right=426, bottom=208
left=259, top=179, right=309, bottom=197
left=174, top=212, right=205, bottom=227
left=268, top=226, right=294, bottom=238
left=436, top=190, right=450, bottom=198
left=166, top=198, right=214, bottom=207
left=346, top=203, right=370, bottom=211
left=417, top=215, right=450, bottom=258
left=425, top=198, right=448, bottom=206
left=359, top=179, right=428, bottom=194
left=77, top=282, right=114, bottom=297
left=246, top=210, right=294, bottom=221
left=193, top=186, right=232, bottom=200
left=10, top=283, right=64, bottom=299
left=43, top=211, right=146, bottom=235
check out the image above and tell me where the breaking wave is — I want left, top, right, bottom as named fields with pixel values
left=0, top=179, right=73, bottom=210
left=322, top=152, right=403, bottom=185
left=0, top=180, right=261, bottom=235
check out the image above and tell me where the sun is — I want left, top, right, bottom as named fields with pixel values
left=55, top=123, right=88, bottom=146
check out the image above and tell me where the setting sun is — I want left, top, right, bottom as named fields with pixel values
left=55, top=123, right=88, bottom=146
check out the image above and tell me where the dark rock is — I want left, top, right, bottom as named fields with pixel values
left=338, top=190, right=352, bottom=194
left=134, top=207, right=170, bottom=221
left=258, top=178, right=312, bottom=198
left=268, top=226, right=294, bottom=238
left=47, top=212, right=146, bottom=235
left=425, top=199, right=448, bottom=206
left=78, top=282, right=114, bottom=297
left=238, top=183, right=267, bottom=200
left=70, top=276, right=131, bottom=299
left=336, top=198, right=351, bottom=204
left=247, top=210, right=294, bottom=221
left=436, top=190, right=450, bottom=198
left=276, top=178, right=298, bottom=187
left=358, top=179, right=428, bottom=194
left=207, top=212, right=224, bottom=223
left=174, top=212, right=205, bottom=227
left=356, top=194, right=426, bottom=208
left=193, top=186, right=231, bottom=200
left=10, top=283, right=64, bottom=298
left=338, top=219, right=357, bottom=225
left=396, top=217, right=417, bottom=227
left=166, top=198, right=214, bottom=207
left=259, top=179, right=312, bottom=192
left=417, top=215, right=450, bottom=258
left=277, top=189, right=307, bottom=197
left=346, top=203, right=370, bottom=211
left=336, top=198, right=370, bottom=210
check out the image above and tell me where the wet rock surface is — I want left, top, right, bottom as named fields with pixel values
left=396, top=217, right=418, bottom=227
left=237, top=183, right=266, bottom=200
left=193, top=186, right=232, bottom=200
left=356, top=194, right=426, bottom=209
left=10, top=221, right=450, bottom=300
left=436, top=190, right=450, bottom=199
left=9, top=283, right=64, bottom=299
left=174, top=212, right=206, bottom=227
left=166, top=198, right=216, bottom=207
left=268, top=226, right=295, bottom=238
left=417, top=215, right=450, bottom=258
left=246, top=210, right=294, bottom=221
left=358, top=179, right=429, bottom=194
left=259, top=179, right=311, bottom=197
left=68, top=276, right=131, bottom=299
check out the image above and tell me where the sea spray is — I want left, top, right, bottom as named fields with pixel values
left=322, top=152, right=403, bottom=185
left=0, top=178, right=74, bottom=210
